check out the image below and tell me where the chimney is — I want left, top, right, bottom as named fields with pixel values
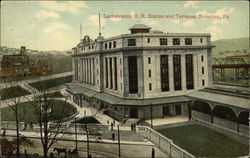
left=20, top=46, right=26, bottom=55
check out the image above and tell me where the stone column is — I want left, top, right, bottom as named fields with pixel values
left=112, top=57, right=116, bottom=90
left=169, top=104, right=176, bottom=116
left=193, top=54, right=199, bottom=89
left=107, top=57, right=110, bottom=89
left=181, top=54, right=187, bottom=90
left=92, top=58, right=95, bottom=85
left=168, top=54, right=174, bottom=91
left=90, top=58, right=92, bottom=85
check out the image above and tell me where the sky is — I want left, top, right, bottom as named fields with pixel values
left=0, top=1, right=249, bottom=51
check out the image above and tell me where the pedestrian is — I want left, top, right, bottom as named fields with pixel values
left=107, top=120, right=109, bottom=125
left=112, top=133, right=115, bottom=141
left=2, top=129, right=6, bottom=136
left=113, top=120, right=115, bottom=126
left=151, top=147, right=155, bottom=158
left=24, top=122, right=27, bottom=130
left=130, top=124, right=133, bottom=131
left=111, top=122, right=114, bottom=131
left=84, top=110, right=86, bottom=116
left=134, top=123, right=136, bottom=131
left=88, top=153, right=92, bottom=158
left=50, top=152, right=54, bottom=158
left=30, top=122, right=33, bottom=130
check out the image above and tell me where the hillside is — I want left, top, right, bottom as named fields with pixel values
left=211, top=37, right=249, bottom=58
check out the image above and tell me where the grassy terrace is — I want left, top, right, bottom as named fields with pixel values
left=29, top=75, right=72, bottom=91
left=157, top=124, right=248, bottom=157
left=1, top=100, right=77, bottom=122
left=0, top=86, right=31, bottom=100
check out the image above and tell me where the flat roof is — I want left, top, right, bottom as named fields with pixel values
left=187, top=90, right=249, bottom=110
left=66, top=82, right=191, bottom=106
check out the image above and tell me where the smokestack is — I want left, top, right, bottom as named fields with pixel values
left=20, top=46, right=26, bottom=55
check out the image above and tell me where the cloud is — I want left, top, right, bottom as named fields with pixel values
left=184, top=1, right=199, bottom=8
left=43, top=22, right=69, bottom=33
left=212, top=8, right=234, bottom=24
left=183, top=20, right=195, bottom=27
left=172, top=20, right=180, bottom=24
left=87, top=15, right=106, bottom=27
left=36, top=10, right=60, bottom=20
left=206, top=26, right=222, bottom=40
left=39, top=1, right=88, bottom=14
left=141, top=18, right=158, bottom=27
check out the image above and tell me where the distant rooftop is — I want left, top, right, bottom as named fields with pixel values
left=129, top=24, right=152, bottom=30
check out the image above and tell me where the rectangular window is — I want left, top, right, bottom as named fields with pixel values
left=147, top=38, right=150, bottom=43
left=148, top=69, right=151, bottom=77
left=186, top=54, right=194, bottom=90
left=109, top=42, right=112, bottom=49
left=128, top=39, right=136, bottom=46
left=201, top=55, right=204, bottom=62
left=173, top=38, right=180, bottom=45
left=105, top=58, right=108, bottom=88
left=89, top=46, right=91, bottom=49
left=114, top=57, right=118, bottom=90
left=185, top=38, right=192, bottom=45
left=200, top=38, right=203, bottom=43
left=105, top=43, right=108, bottom=49
left=202, top=67, right=204, bottom=74
left=202, top=79, right=205, bottom=86
left=109, top=57, right=113, bottom=89
left=148, top=57, right=151, bottom=64
left=128, top=56, right=138, bottom=93
left=149, top=83, right=152, bottom=91
left=160, top=55, right=169, bottom=91
left=173, top=54, right=182, bottom=90
left=120, top=69, right=122, bottom=77
left=160, top=38, right=168, bottom=45
left=113, top=41, right=116, bottom=48
left=92, top=45, right=94, bottom=49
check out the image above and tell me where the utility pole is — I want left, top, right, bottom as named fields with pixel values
left=150, top=103, right=153, bottom=129
left=74, top=117, right=78, bottom=157
left=85, top=124, right=90, bottom=157
left=118, top=125, right=121, bottom=157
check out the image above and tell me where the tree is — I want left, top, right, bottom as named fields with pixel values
left=1, top=79, right=27, bottom=156
left=30, top=88, right=71, bottom=158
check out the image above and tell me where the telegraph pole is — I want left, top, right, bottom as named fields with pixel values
left=74, top=117, right=78, bottom=157
left=85, top=124, right=90, bottom=157
left=150, top=103, right=153, bottom=129
left=118, top=125, right=121, bottom=157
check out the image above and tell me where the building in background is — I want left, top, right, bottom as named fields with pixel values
left=0, top=46, right=48, bottom=79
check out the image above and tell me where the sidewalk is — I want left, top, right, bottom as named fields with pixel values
left=2, top=129, right=152, bottom=146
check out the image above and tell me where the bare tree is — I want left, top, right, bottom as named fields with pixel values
left=1, top=79, right=27, bottom=156
left=30, top=88, right=71, bottom=158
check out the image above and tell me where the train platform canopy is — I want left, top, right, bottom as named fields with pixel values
left=187, top=90, right=249, bottom=110
left=65, top=82, right=191, bottom=106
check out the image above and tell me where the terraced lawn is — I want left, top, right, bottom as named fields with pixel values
left=157, top=124, right=248, bottom=157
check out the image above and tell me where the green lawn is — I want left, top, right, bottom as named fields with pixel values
left=0, top=86, right=31, bottom=100
left=1, top=100, right=77, bottom=123
left=29, top=75, right=72, bottom=90
left=157, top=124, right=248, bottom=157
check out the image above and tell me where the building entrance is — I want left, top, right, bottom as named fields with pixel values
left=129, top=108, right=138, bottom=118
left=163, top=106, right=170, bottom=116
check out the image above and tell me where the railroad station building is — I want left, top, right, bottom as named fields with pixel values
left=66, top=24, right=249, bottom=137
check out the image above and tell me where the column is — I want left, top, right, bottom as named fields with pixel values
left=90, top=58, right=92, bottom=85
left=107, top=57, right=110, bottom=89
left=181, top=54, right=187, bottom=90
left=193, top=54, right=198, bottom=88
left=79, top=58, right=82, bottom=81
left=85, top=58, right=87, bottom=83
left=86, top=58, right=89, bottom=84
left=92, top=58, right=95, bottom=85
left=168, top=54, right=174, bottom=91
left=88, top=58, right=91, bottom=84
left=112, top=57, right=115, bottom=89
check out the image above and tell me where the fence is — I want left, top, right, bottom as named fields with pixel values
left=1, top=121, right=109, bottom=136
left=137, top=126, right=195, bottom=158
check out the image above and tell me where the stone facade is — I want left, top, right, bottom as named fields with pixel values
left=69, top=24, right=214, bottom=119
